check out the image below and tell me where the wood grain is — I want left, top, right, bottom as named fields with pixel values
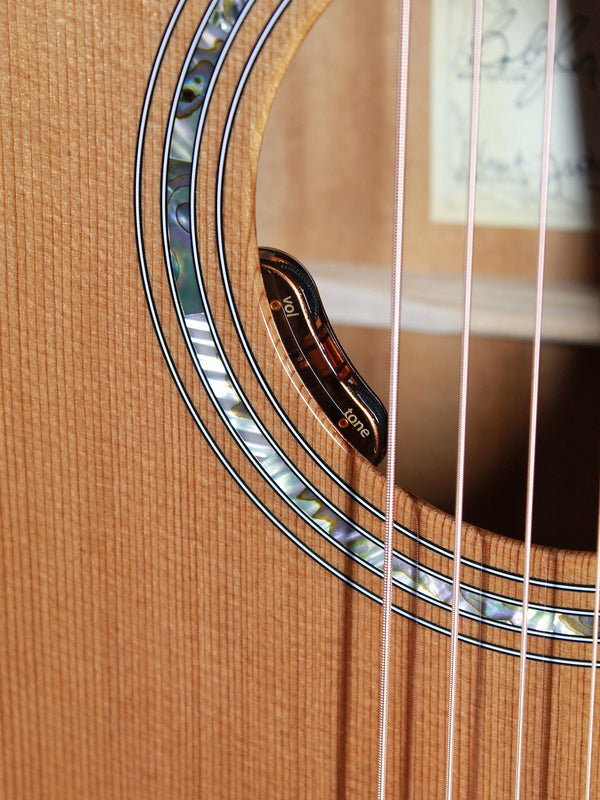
left=1, top=1, right=599, bottom=798
left=257, top=0, right=600, bottom=548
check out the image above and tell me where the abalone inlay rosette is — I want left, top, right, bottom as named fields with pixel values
left=131, top=0, right=599, bottom=661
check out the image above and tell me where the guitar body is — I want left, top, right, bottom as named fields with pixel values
left=0, top=1, right=598, bottom=798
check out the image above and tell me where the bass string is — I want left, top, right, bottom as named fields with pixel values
left=377, top=0, right=411, bottom=797
left=378, top=2, right=485, bottom=796
left=380, top=2, right=599, bottom=798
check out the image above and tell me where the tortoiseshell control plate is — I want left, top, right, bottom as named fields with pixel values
left=260, top=247, right=387, bottom=465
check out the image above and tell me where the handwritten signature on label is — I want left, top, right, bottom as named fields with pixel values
left=431, top=0, right=600, bottom=230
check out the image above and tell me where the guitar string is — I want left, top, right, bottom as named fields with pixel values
left=145, top=4, right=599, bottom=797
left=585, top=479, right=600, bottom=800
left=378, top=0, right=411, bottom=797
left=152, top=3, right=599, bottom=796
left=157, top=0, right=598, bottom=659
left=445, top=2, right=484, bottom=799
left=514, top=3, right=558, bottom=798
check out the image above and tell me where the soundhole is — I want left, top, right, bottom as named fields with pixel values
left=257, top=0, right=600, bottom=550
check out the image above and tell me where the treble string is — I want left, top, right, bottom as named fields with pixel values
left=445, top=2, right=484, bottom=799
left=377, top=1, right=411, bottom=798
left=513, top=3, right=558, bottom=799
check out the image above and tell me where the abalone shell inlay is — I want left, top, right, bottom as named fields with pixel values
left=136, top=0, right=598, bottom=657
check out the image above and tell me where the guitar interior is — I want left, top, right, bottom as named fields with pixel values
left=257, top=0, right=600, bottom=550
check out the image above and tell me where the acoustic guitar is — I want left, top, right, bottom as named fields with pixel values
left=1, top=0, right=599, bottom=797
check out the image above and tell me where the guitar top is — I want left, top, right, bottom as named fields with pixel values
left=1, top=1, right=599, bottom=798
